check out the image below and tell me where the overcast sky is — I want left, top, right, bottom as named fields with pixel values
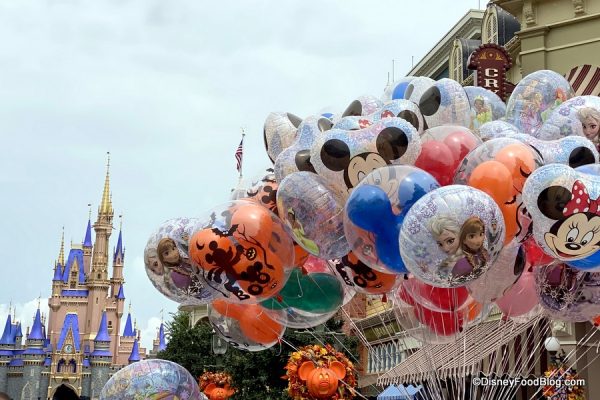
left=0, top=0, right=483, bottom=349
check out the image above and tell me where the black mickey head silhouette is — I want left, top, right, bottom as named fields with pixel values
left=419, top=86, right=442, bottom=117
left=293, top=117, right=333, bottom=173
left=320, top=126, right=409, bottom=191
left=398, top=110, right=420, bottom=131
left=342, top=100, right=364, bottom=117
left=568, top=147, right=596, bottom=169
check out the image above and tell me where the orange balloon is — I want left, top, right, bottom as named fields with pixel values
left=465, top=299, right=483, bottom=321
left=500, top=203, right=519, bottom=245
left=494, top=143, right=536, bottom=192
left=212, top=299, right=245, bottom=320
left=468, top=160, right=513, bottom=204
left=294, top=243, right=310, bottom=268
left=346, top=251, right=397, bottom=294
left=593, top=315, right=600, bottom=327
left=239, top=305, right=284, bottom=344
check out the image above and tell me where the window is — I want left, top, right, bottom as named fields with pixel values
left=449, top=41, right=463, bottom=82
left=484, top=10, right=498, bottom=44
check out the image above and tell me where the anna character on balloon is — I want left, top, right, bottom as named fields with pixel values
left=451, top=216, right=488, bottom=279
left=157, top=237, right=205, bottom=295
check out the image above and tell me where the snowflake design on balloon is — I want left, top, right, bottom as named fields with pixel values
left=420, top=199, right=438, bottom=218
left=573, top=97, right=586, bottom=106
left=412, top=244, right=429, bottom=260
left=558, top=106, right=571, bottom=116
left=406, top=217, right=422, bottom=235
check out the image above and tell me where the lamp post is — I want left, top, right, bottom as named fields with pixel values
left=544, top=336, right=564, bottom=365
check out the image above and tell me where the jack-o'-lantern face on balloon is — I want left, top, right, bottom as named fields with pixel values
left=204, top=383, right=235, bottom=400
left=298, top=361, right=346, bottom=398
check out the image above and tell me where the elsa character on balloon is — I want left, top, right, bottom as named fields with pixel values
left=428, top=216, right=463, bottom=279
left=451, top=216, right=488, bottom=280
left=577, top=107, right=600, bottom=150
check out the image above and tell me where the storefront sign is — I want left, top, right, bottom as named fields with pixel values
left=468, top=43, right=514, bottom=101
left=363, top=321, right=401, bottom=342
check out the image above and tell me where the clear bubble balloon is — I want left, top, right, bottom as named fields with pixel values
left=400, top=185, right=505, bottom=287
left=144, top=218, right=217, bottom=305
left=209, top=299, right=285, bottom=351
left=478, top=120, right=519, bottom=141
left=100, top=359, right=201, bottom=400
left=344, top=165, right=439, bottom=273
left=264, top=112, right=303, bottom=163
left=464, top=86, right=506, bottom=132
left=189, top=201, right=295, bottom=303
left=404, top=76, right=435, bottom=106
left=277, top=172, right=349, bottom=259
left=505, top=70, right=574, bottom=135
left=418, top=78, right=471, bottom=128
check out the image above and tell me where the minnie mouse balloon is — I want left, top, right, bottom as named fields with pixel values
left=523, top=163, right=600, bottom=267
left=400, top=185, right=505, bottom=287
left=144, top=218, right=216, bottom=305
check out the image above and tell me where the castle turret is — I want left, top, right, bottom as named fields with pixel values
left=83, top=211, right=93, bottom=276
left=90, top=311, right=112, bottom=398
left=85, top=154, right=114, bottom=358
left=128, top=339, right=140, bottom=364
left=50, top=232, right=65, bottom=310
left=13, top=323, right=22, bottom=349
left=122, top=312, right=135, bottom=338
left=0, top=314, right=13, bottom=346
left=110, top=221, right=125, bottom=298
left=22, top=307, right=46, bottom=392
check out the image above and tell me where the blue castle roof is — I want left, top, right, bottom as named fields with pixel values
left=53, top=263, right=64, bottom=281
left=83, top=219, right=93, bottom=247
left=8, top=358, right=23, bottom=367
left=61, top=249, right=86, bottom=284
left=116, top=284, right=125, bottom=300
left=114, top=229, right=124, bottom=263
left=0, top=349, right=13, bottom=356
left=61, top=290, right=89, bottom=297
left=57, top=314, right=81, bottom=352
left=158, top=323, right=166, bottom=351
left=0, top=315, right=13, bottom=345
left=43, top=356, right=51, bottom=367
left=29, top=309, right=45, bottom=341
left=95, top=312, right=111, bottom=342
left=83, top=358, right=90, bottom=367
left=9, top=323, right=19, bottom=343
left=128, top=339, right=140, bottom=363
left=122, top=313, right=135, bottom=337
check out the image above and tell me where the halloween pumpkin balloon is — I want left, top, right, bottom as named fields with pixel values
left=204, top=383, right=235, bottom=400
left=297, top=361, right=347, bottom=399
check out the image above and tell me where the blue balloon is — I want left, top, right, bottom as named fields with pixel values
left=566, top=251, right=600, bottom=270
left=575, top=164, right=600, bottom=176
left=346, top=185, right=406, bottom=273
left=398, top=170, right=440, bottom=212
left=392, top=82, right=411, bottom=100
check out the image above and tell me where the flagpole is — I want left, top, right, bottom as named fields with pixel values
left=239, top=127, right=245, bottom=181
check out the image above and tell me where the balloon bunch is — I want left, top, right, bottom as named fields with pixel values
left=144, top=68, right=600, bottom=353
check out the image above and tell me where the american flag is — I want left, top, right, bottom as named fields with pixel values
left=235, top=135, right=244, bottom=174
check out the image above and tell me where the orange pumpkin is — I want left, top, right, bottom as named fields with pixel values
left=204, top=383, right=235, bottom=400
left=298, top=361, right=346, bottom=398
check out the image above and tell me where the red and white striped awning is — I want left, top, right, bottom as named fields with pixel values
left=565, top=64, right=600, bottom=96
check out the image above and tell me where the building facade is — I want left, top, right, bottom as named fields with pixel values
left=0, top=161, right=166, bottom=400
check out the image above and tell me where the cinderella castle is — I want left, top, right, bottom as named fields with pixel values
left=0, top=159, right=166, bottom=400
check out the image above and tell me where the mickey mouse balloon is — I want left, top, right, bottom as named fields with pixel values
left=523, top=163, right=600, bottom=268
left=400, top=185, right=505, bottom=287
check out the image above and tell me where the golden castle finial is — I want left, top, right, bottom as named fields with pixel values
left=99, top=152, right=113, bottom=215
left=88, top=203, right=92, bottom=220
left=129, top=301, right=132, bottom=314
left=58, top=227, right=65, bottom=266
left=119, top=214, right=123, bottom=231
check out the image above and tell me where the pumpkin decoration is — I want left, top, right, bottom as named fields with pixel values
left=299, top=361, right=346, bottom=398
left=199, top=371, right=235, bottom=400
left=284, top=344, right=357, bottom=400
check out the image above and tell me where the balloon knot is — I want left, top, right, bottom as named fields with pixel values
left=381, top=294, right=388, bottom=303
left=276, top=295, right=283, bottom=303
left=301, top=266, right=309, bottom=275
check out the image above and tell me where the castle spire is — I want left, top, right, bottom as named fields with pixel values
left=128, top=339, right=140, bottom=363
left=122, top=311, right=135, bottom=337
left=94, top=311, right=111, bottom=342
left=158, top=322, right=166, bottom=351
left=58, top=227, right=65, bottom=267
left=29, top=308, right=44, bottom=341
left=0, top=314, right=13, bottom=345
left=83, top=205, right=93, bottom=248
left=113, top=215, right=124, bottom=263
left=99, top=152, right=112, bottom=215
